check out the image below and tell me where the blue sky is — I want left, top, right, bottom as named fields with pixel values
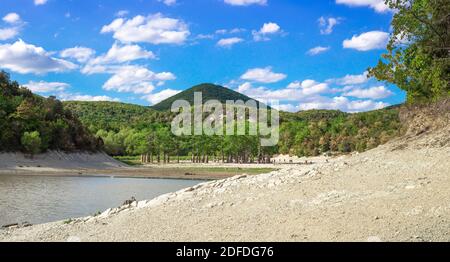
left=0, top=0, right=406, bottom=112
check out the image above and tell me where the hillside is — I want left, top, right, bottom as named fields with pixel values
left=151, top=83, right=257, bottom=111
left=63, top=101, right=173, bottom=132
left=0, top=72, right=100, bottom=153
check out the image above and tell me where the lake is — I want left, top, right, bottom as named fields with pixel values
left=0, top=174, right=203, bottom=226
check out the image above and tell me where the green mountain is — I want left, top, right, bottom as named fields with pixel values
left=151, top=83, right=258, bottom=111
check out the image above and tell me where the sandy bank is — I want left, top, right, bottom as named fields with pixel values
left=0, top=151, right=126, bottom=173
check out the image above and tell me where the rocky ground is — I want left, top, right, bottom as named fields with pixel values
left=1, top=102, right=449, bottom=242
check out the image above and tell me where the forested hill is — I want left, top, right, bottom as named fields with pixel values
left=151, top=83, right=257, bottom=111
left=0, top=72, right=101, bottom=153
left=63, top=97, right=403, bottom=158
left=63, top=101, right=173, bottom=132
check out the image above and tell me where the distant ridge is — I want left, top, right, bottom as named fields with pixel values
left=151, top=83, right=259, bottom=111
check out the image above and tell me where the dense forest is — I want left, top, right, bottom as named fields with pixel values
left=0, top=72, right=101, bottom=154
left=64, top=99, right=403, bottom=162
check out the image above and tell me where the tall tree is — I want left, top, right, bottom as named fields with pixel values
left=369, top=0, right=450, bottom=103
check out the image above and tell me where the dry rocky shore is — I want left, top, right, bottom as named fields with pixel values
left=0, top=103, right=449, bottom=242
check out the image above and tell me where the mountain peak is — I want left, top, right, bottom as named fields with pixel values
left=151, top=83, right=256, bottom=111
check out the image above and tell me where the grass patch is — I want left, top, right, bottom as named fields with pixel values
left=114, top=156, right=142, bottom=166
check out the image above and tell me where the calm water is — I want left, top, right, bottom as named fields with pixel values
left=0, top=175, right=203, bottom=226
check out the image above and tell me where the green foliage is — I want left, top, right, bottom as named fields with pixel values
left=278, top=108, right=403, bottom=157
left=0, top=71, right=101, bottom=153
left=60, top=83, right=403, bottom=160
left=21, top=131, right=42, bottom=155
left=369, top=0, right=450, bottom=103
left=63, top=101, right=174, bottom=132
left=151, top=83, right=255, bottom=111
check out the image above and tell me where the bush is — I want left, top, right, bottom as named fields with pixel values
left=21, top=131, right=42, bottom=155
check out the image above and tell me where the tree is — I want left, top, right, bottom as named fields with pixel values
left=369, top=0, right=450, bottom=103
left=21, top=131, right=42, bottom=156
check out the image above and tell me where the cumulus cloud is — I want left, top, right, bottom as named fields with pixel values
left=336, top=0, right=390, bottom=13
left=89, top=42, right=155, bottom=65
left=24, top=81, right=70, bottom=93
left=34, top=0, right=48, bottom=5
left=298, top=96, right=389, bottom=112
left=217, top=37, right=243, bottom=48
left=343, top=85, right=393, bottom=99
left=101, top=13, right=190, bottom=45
left=142, top=88, right=181, bottom=105
left=3, top=13, right=21, bottom=24
left=224, top=0, right=267, bottom=6
left=237, top=80, right=329, bottom=102
left=318, top=16, right=339, bottom=35
left=307, top=46, right=330, bottom=56
left=103, top=65, right=176, bottom=94
left=343, top=31, right=389, bottom=51
left=252, top=22, right=281, bottom=41
left=0, top=40, right=77, bottom=74
left=232, top=73, right=390, bottom=113
left=241, top=67, right=287, bottom=83
left=60, top=46, right=96, bottom=63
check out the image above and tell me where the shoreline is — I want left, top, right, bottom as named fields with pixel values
left=0, top=164, right=280, bottom=181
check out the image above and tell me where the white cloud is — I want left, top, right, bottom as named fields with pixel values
left=115, top=10, right=129, bottom=17
left=307, top=46, right=330, bottom=56
left=24, top=81, right=69, bottom=93
left=319, top=16, right=339, bottom=35
left=298, top=96, right=389, bottom=112
left=101, top=13, right=190, bottom=45
left=224, top=0, right=267, bottom=6
left=216, top=28, right=246, bottom=35
left=89, top=42, right=155, bottom=65
left=34, top=0, right=48, bottom=6
left=334, top=71, right=369, bottom=85
left=343, top=85, right=393, bottom=99
left=237, top=81, right=329, bottom=102
left=142, top=89, right=181, bottom=105
left=336, top=0, right=390, bottom=13
left=0, top=28, right=20, bottom=40
left=0, top=13, right=24, bottom=40
left=158, top=0, right=177, bottom=6
left=252, top=22, right=281, bottom=41
left=103, top=65, right=176, bottom=94
left=241, top=67, right=286, bottom=83
left=60, top=46, right=96, bottom=63
left=233, top=75, right=390, bottom=113
left=3, top=13, right=21, bottom=24
left=0, top=40, right=77, bottom=74
left=343, top=31, right=389, bottom=51
left=217, top=37, right=243, bottom=48
left=58, top=93, right=120, bottom=102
